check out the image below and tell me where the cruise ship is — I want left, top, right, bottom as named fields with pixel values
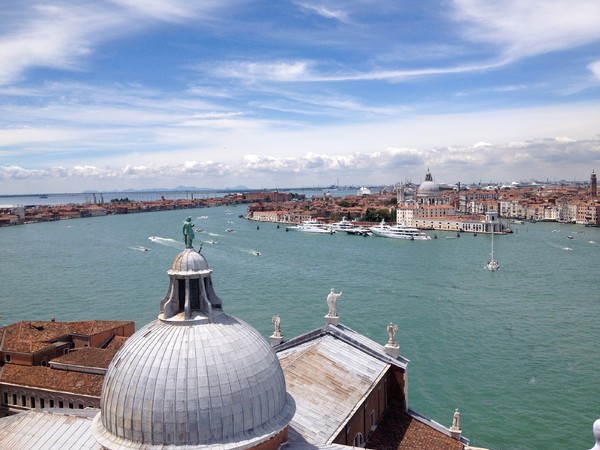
left=369, top=220, right=431, bottom=240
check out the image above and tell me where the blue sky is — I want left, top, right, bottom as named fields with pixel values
left=1, top=0, right=600, bottom=194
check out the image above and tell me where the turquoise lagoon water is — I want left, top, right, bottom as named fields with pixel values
left=1, top=206, right=599, bottom=449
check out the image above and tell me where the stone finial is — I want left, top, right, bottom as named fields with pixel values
left=383, top=322, right=399, bottom=358
left=449, top=408, right=462, bottom=440
left=325, top=288, right=342, bottom=325
left=270, top=314, right=283, bottom=346
left=590, top=419, right=600, bottom=450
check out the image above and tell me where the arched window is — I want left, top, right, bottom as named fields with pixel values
left=353, top=432, right=365, bottom=448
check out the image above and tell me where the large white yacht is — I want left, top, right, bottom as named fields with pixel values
left=286, top=220, right=335, bottom=234
left=330, top=217, right=372, bottom=236
left=329, top=216, right=354, bottom=232
left=369, top=220, right=431, bottom=240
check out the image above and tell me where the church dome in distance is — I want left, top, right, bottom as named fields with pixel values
left=418, top=181, right=439, bottom=193
left=417, top=170, right=440, bottom=197
left=92, top=247, right=294, bottom=449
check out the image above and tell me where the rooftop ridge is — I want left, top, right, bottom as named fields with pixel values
left=273, top=322, right=409, bottom=369
left=326, top=322, right=409, bottom=368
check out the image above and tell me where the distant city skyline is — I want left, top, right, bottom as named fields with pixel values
left=1, top=1, right=600, bottom=195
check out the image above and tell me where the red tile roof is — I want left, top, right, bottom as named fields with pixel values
left=0, top=320, right=133, bottom=353
left=0, top=364, right=104, bottom=397
left=367, top=402, right=464, bottom=450
left=50, top=347, right=117, bottom=369
left=104, top=335, right=128, bottom=351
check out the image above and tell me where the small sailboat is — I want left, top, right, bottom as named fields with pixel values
left=486, top=228, right=500, bottom=271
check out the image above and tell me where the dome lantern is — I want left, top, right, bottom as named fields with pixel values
left=160, top=248, right=222, bottom=322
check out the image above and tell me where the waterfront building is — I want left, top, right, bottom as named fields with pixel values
left=397, top=171, right=505, bottom=234
left=81, top=205, right=107, bottom=217
left=577, top=202, right=600, bottom=226
left=458, top=190, right=499, bottom=214
left=0, top=234, right=484, bottom=449
left=250, top=209, right=285, bottom=222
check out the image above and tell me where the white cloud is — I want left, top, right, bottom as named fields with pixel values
left=588, top=60, right=600, bottom=80
left=107, top=0, right=225, bottom=22
left=294, top=1, right=351, bottom=23
left=207, top=58, right=505, bottom=83
left=213, top=61, right=313, bottom=82
left=4, top=136, right=598, bottom=193
left=452, top=0, right=600, bottom=61
left=0, top=1, right=240, bottom=85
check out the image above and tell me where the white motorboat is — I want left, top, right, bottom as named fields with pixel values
left=369, top=220, right=431, bottom=240
left=286, top=220, right=335, bottom=234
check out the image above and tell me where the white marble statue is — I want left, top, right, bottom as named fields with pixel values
left=450, top=408, right=461, bottom=431
left=326, top=289, right=342, bottom=317
left=387, top=322, right=398, bottom=345
left=590, top=419, right=600, bottom=450
left=272, top=314, right=281, bottom=337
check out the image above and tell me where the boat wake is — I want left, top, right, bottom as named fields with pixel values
left=240, top=248, right=261, bottom=256
left=549, top=243, right=573, bottom=251
left=128, top=245, right=149, bottom=252
left=148, top=236, right=182, bottom=248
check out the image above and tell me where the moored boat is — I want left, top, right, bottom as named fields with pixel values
left=329, top=216, right=355, bottom=232
left=345, top=227, right=372, bottom=236
left=369, top=220, right=431, bottom=240
left=330, top=217, right=371, bottom=236
left=286, top=220, right=335, bottom=234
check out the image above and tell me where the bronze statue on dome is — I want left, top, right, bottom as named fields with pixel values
left=183, top=217, right=195, bottom=248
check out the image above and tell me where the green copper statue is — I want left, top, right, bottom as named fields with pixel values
left=183, top=216, right=195, bottom=248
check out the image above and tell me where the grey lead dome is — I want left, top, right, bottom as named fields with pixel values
left=92, top=248, right=294, bottom=449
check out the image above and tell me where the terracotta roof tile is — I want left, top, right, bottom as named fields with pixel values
left=104, top=335, right=128, bottom=351
left=367, top=402, right=464, bottom=450
left=50, top=347, right=117, bottom=369
left=0, top=320, right=133, bottom=353
left=0, top=364, right=104, bottom=397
